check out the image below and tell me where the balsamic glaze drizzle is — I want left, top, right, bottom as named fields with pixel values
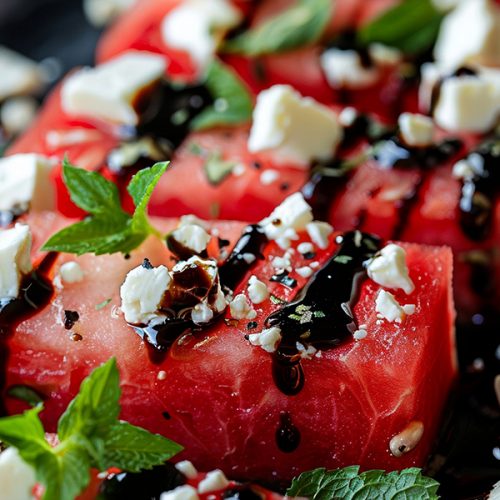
left=275, top=412, right=301, bottom=453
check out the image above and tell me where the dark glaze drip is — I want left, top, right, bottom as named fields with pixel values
left=270, top=271, right=297, bottom=289
left=458, top=138, right=500, bottom=241
left=275, top=412, right=301, bottom=453
left=0, top=252, right=57, bottom=415
left=373, top=137, right=463, bottom=170
left=99, top=463, right=186, bottom=500
left=223, top=485, right=263, bottom=500
left=219, top=225, right=268, bottom=291
left=272, top=351, right=304, bottom=396
left=166, top=233, right=208, bottom=261
left=63, top=310, right=79, bottom=330
left=267, top=232, right=380, bottom=347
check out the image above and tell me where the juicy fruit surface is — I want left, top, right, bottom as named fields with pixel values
left=4, top=212, right=455, bottom=483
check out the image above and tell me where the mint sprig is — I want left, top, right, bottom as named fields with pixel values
left=222, top=0, right=332, bottom=56
left=191, top=60, right=253, bottom=130
left=357, top=0, right=444, bottom=55
left=0, top=359, right=182, bottom=500
left=286, top=466, right=440, bottom=499
left=42, top=159, right=168, bottom=256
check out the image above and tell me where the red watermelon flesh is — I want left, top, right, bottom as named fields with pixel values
left=3, top=212, right=456, bottom=484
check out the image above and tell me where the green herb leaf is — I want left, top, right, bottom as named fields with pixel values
left=286, top=466, right=440, bottom=500
left=95, top=298, right=112, bottom=310
left=191, top=60, right=253, bottom=130
left=0, top=359, right=182, bottom=500
left=223, top=0, right=332, bottom=56
left=7, top=385, right=44, bottom=407
left=333, top=255, right=352, bottom=264
left=42, top=160, right=169, bottom=256
left=357, top=0, right=444, bottom=55
left=203, top=151, right=236, bottom=185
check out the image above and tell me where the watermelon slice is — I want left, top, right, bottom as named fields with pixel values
left=2, top=209, right=456, bottom=483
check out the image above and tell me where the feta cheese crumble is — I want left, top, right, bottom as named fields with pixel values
left=0, top=96, right=38, bottom=135
left=0, top=224, right=32, bottom=300
left=61, top=51, right=166, bottom=126
left=229, top=294, right=256, bottom=320
left=398, top=113, right=435, bottom=147
left=160, top=485, right=199, bottom=500
left=0, top=154, right=55, bottom=213
left=171, top=223, right=211, bottom=255
left=59, top=261, right=85, bottom=284
left=191, top=300, right=214, bottom=325
left=120, top=264, right=171, bottom=324
left=197, top=469, right=230, bottom=494
left=248, top=85, right=342, bottom=167
left=375, top=290, right=415, bottom=323
left=247, top=275, right=270, bottom=304
left=0, top=447, right=37, bottom=500
left=174, top=461, right=198, bottom=480
left=248, top=327, right=282, bottom=353
left=366, top=244, right=415, bottom=295
left=306, top=221, right=333, bottom=249
left=161, top=0, right=242, bottom=72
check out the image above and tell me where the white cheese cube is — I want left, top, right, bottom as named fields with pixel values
left=161, top=0, right=242, bottom=71
left=197, top=469, right=230, bottom=494
left=160, top=485, right=199, bottom=500
left=248, top=85, right=342, bottom=167
left=0, top=154, right=55, bottom=213
left=433, top=74, right=500, bottom=132
left=434, top=0, right=500, bottom=71
left=321, top=49, right=379, bottom=89
left=120, top=264, right=171, bottom=324
left=0, top=224, right=32, bottom=300
left=306, top=221, right=333, bottom=250
left=0, top=46, right=44, bottom=101
left=367, top=244, right=415, bottom=295
left=398, top=113, right=435, bottom=147
left=1, top=97, right=38, bottom=135
left=229, top=294, right=256, bottom=320
left=84, top=0, right=137, bottom=27
left=59, top=261, right=85, bottom=284
left=174, top=460, right=198, bottom=480
left=260, top=193, right=314, bottom=242
left=61, top=51, right=166, bottom=126
left=248, top=327, right=282, bottom=353
left=171, top=224, right=211, bottom=254
left=247, top=275, right=270, bottom=304
left=0, top=448, right=37, bottom=500
left=375, top=290, right=406, bottom=323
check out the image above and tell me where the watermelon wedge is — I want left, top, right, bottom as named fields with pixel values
left=2, top=208, right=456, bottom=483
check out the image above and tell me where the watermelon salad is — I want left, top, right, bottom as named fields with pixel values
left=0, top=0, right=499, bottom=499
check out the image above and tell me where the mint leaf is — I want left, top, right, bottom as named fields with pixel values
left=191, top=60, right=253, bottom=130
left=58, top=358, right=120, bottom=441
left=101, top=421, right=183, bottom=472
left=7, top=385, right=44, bottom=407
left=357, top=0, right=444, bottom=55
left=42, top=161, right=169, bottom=256
left=0, top=358, right=183, bottom=500
left=203, top=151, right=236, bottom=185
left=286, top=466, right=440, bottom=499
left=223, top=0, right=332, bottom=56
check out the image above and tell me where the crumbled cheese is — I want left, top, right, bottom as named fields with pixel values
left=433, top=72, right=500, bottom=132
left=338, top=106, right=358, bottom=127
left=0, top=448, right=37, bottom=500
left=0, top=97, right=38, bottom=135
left=45, top=128, right=102, bottom=149
left=369, top=43, right=402, bottom=66
left=320, top=48, right=379, bottom=88
left=0, top=46, right=44, bottom=101
left=157, top=370, right=167, bottom=381
left=260, top=193, right=314, bottom=244
left=367, top=244, right=415, bottom=295
left=213, top=286, right=227, bottom=313
left=247, top=276, right=270, bottom=304
left=0, top=224, right=32, bottom=300
left=191, top=300, right=214, bottom=324
left=248, top=327, right=282, bottom=353
left=260, top=169, right=280, bottom=185
left=296, top=266, right=313, bottom=278
left=59, top=261, right=84, bottom=284
left=310, top=261, right=320, bottom=269
left=452, top=158, right=484, bottom=179
left=174, top=460, right=198, bottom=480
left=171, top=224, right=211, bottom=254
left=272, top=255, right=291, bottom=270
left=0, top=154, right=55, bottom=213
left=84, top=0, right=137, bottom=27
left=375, top=290, right=406, bottom=323
left=161, top=0, right=242, bottom=71
left=248, top=85, right=342, bottom=167
left=402, top=304, right=416, bottom=315
left=296, top=341, right=317, bottom=359
left=120, top=264, right=171, bottom=324
left=197, top=469, right=230, bottom=494
left=229, top=294, right=256, bottom=320
left=297, top=241, right=315, bottom=255
left=160, top=485, right=200, bottom=500
left=398, top=113, right=434, bottom=147
left=61, top=51, right=166, bottom=126
left=353, top=329, right=368, bottom=340
left=232, top=163, right=245, bottom=177
left=434, top=0, right=500, bottom=71
left=179, top=214, right=209, bottom=230
left=306, top=221, right=333, bottom=250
